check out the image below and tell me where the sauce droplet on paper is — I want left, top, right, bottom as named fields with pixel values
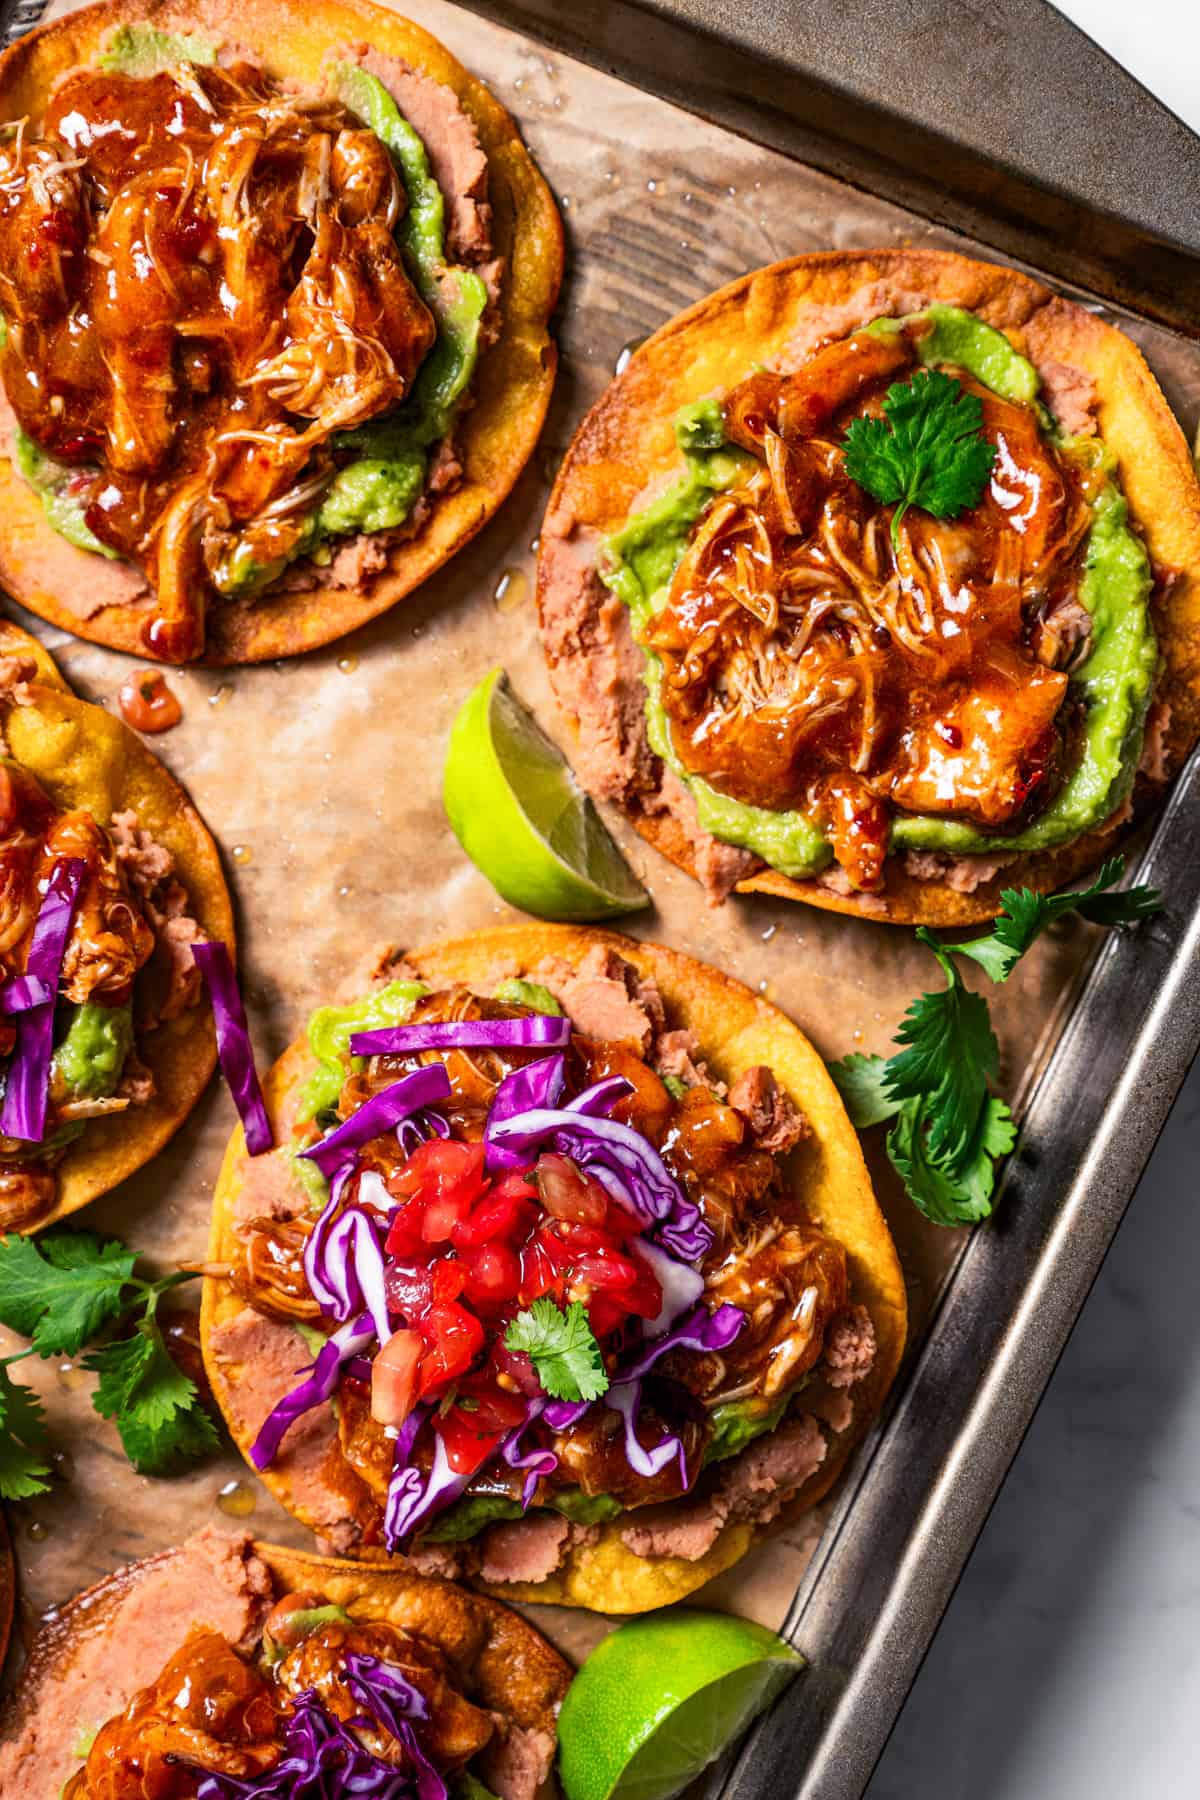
left=493, top=568, right=529, bottom=613
left=337, top=654, right=359, bottom=675
left=118, top=670, right=182, bottom=734
left=231, top=844, right=253, bottom=867
left=217, top=1479, right=257, bottom=1519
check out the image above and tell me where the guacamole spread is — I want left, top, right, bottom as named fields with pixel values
left=422, top=1488, right=622, bottom=1544
left=13, top=427, right=116, bottom=560
left=602, top=305, right=1157, bottom=880
left=52, top=1001, right=134, bottom=1102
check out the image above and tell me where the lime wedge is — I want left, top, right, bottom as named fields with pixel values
left=443, top=668, right=650, bottom=921
left=557, top=1611, right=803, bottom=1800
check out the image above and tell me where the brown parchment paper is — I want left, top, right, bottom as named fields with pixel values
left=3, top=0, right=1200, bottom=1689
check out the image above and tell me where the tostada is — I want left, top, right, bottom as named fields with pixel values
left=0, top=0, right=561, bottom=663
left=537, top=248, right=1200, bottom=923
left=0, top=1526, right=569, bottom=1798
left=201, top=924, right=906, bottom=1613
left=0, top=618, right=231, bottom=1231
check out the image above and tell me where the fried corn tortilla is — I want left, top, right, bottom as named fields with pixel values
left=0, top=0, right=562, bottom=665
left=537, top=248, right=1200, bottom=925
left=0, top=620, right=232, bottom=1229
left=202, top=924, right=907, bottom=1613
left=0, top=1530, right=569, bottom=1800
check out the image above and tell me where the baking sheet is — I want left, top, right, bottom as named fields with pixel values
left=3, top=0, right=1200, bottom=1686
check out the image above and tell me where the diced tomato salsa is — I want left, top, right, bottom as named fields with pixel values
left=367, top=1136, right=662, bottom=1462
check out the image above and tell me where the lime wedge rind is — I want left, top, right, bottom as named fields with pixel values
left=444, top=667, right=650, bottom=921
left=558, top=1611, right=803, bottom=1800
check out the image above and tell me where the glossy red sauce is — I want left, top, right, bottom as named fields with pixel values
left=118, top=669, right=182, bottom=732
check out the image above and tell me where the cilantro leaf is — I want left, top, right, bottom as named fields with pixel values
left=85, top=1318, right=219, bottom=1475
left=881, top=932, right=999, bottom=1168
left=0, top=1231, right=139, bottom=1356
left=504, top=1298, right=608, bottom=1403
left=838, top=860, right=1157, bottom=1228
left=887, top=1094, right=1017, bottom=1228
left=843, top=369, right=996, bottom=546
left=0, top=1361, right=51, bottom=1500
left=955, top=857, right=1162, bottom=983
left=827, top=1053, right=904, bottom=1129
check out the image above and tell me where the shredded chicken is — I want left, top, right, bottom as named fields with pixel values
left=0, top=59, right=436, bottom=661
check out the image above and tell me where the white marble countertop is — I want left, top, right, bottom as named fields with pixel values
left=869, top=8, right=1200, bottom=1792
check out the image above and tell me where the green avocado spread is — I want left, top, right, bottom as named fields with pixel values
left=602, top=304, right=1158, bottom=879
left=11, top=27, right=487, bottom=595
left=262, top=1602, right=353, bottom=1666
left=492, top=978, right=564, bottom=1015
left=13, top=426, right=117, bottom=560
left=422, top=1487, right=623, bottom=1545
left=52, top=1001, right=134, bottom=1102
left=4, top=1000, right=135, bottom=1165
left=286, top=978, right=429, bottom=1213
left=704, top=1394, right=789, bottom=1465
left=298, top=979, right=429, bottom=1125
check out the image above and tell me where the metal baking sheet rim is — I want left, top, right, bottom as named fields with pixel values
left=1, top=0, right=1198, bottom=1795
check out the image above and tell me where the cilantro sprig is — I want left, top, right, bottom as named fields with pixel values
left=842, top=369, right=995, bottom=547
left=0, top=1230, right=218, bottom=1498
left=0, top=1361, right=51, bottom=1501
left=830, top=858, right=1160, bottom=1226
left=505, top=1298, right=609, bottom=1403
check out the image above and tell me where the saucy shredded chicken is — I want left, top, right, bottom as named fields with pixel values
left=0, top=60, right=435, bottom=660
left=66, top=1606, right=493, bottom=1798
left=641, top=324, right=1101, bottom=889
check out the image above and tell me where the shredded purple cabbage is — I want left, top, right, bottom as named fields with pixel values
left=350, top=1016, right=570, bottom=1055
left=250, top=1315, right=374, bottom=1471
left=0, top=973, right=52, bottom=1015
left=486, top=1106, right=712, bottom=1262
left=483, top=1053, right=565, bottom=1172
left=542, top=1399, right=589, bottom=1431
left=384, top=1417, right=472, bottom=1548
left=304, top=1197, right=392, bottom=1344
left=345, top=1655, right=446, bottom=1800
left=1, top=858, right=85, bottom=1143
left=194, top=1656, right=444, bottom=1799
left=565, top=1075, right=633, bottom=1117
left=192, top=940, right=273, bottom=1156
left=605, top=1383, right=685, bottom=1482
left=605, top=1303, right=745, bottom=1484
left=637, top=1240, right=705, bottom=1339
left=300, top=1065, right=451, bottom=1179
left=396, top=1109, right=451, bottom=1156
left=499, top=1398, right=557, bottom=1506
